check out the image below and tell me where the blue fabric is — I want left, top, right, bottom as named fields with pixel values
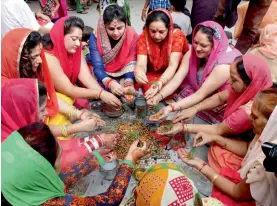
left=149, top=0, right=170, bottom=10
left=85, top=33, right=108, bottom=81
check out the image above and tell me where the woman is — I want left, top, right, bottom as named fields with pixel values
left=125, top=163, right=224, bottom=206
left=94, top=4, right=138, bottom=98
left=1, top=28, right=103, bottom=140
left=150, top=21, right=241, bottom=122
left=43, top=16, right=121, bottom=107
left=1, top=79, right=116, bottom=169
left=158, top=54, right=272, bottom=137
left=135, top=9, right=189, bottom=102
left=178, top=88, right=277, bottom=206
left=248, top=23, right=277, bottom=86
left=38, top=0, right=67, bottom=21
left=2, top=122, right=147, bottom=205
left=98, top=0, right=131, bottom=25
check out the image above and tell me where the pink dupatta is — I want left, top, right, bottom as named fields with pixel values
left=187, top=21, right=241, bottom=91
left=224, top=54, right=273, bottom=118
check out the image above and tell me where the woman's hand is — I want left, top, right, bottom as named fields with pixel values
left=158, top=122, right=183, bottom=136
left=145, top=81, right=163, bottom=100
left=135, top=70, right=148, bottom=84
left=193, top=132, right=217, bottom=147
left=177, top=148, right=205, bottom=170
left=141, top=8, right=147, bottom=22
left=79, top=109, right=101, bottom=120
left=173, top=107, right=198, bottom=123
left=110, top=81, right=124, bottom=96
left=100, top=91, right=122, bottom=107
left=99, top=133, right=117, bottom=149
left=125, top=140, right=147, bottom=163
left=36, top=13, right=51, bottom=22
left=147, top=93, right=163, bottom=106
left=76, top=118, right=99, bottom=132
left=149, top=106, right=172, bottom=121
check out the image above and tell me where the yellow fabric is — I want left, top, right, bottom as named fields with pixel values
left=46, top=93, right=74, bottom=140
left=234, top=0, right=277, bottom=39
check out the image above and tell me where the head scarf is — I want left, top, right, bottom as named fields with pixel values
left=96, top=12, right=138, bottom=75
left=258, top=23, right=277, bottom=59
left=133, top=163, right=203, bottom=206
left=143, top=9, right=174, bottom=71
left=2, top=131, right=65, bottom=206
left=239, top=106, right=277, bottom=206
left=1, top=28, right=58, bottom=117
left=188, top=21, right=241, bottom=91
left=224, top=54, right=273, bottom=118
left=46, top=17, right=81, bottom=84
left=1, top=79, right=39, bottom=142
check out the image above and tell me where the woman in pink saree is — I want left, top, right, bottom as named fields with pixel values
left=1, top=79, right=116, bottom=169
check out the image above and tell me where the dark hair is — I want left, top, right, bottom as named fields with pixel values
left=173, top=23, right=181, bottom=30
left=43, top=16, right=85, bottom=50
left=18, top=122, right=58, bottom=167
left=82, top=26, right=94, bottom=42
left=145, top=11, right=171, bottom=29
left=195, top=25, right=214, bottom=42
left=38, top=81, right=47, bottom=107
left=256, top=88, right=277, bottom=120
left=19, top=32, right=42, bottom=78
left=234, top=56, right=252, bottom=85
left=103, top=4, right=126, bottom=25
left=170, top=0, right=186, bottom=12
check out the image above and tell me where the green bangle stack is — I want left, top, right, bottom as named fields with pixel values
left=121, top=159, right=135, bottom=169
left=92, top=151, right=105, bottom=167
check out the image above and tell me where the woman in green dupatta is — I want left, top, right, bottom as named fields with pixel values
left=2, top=122, right=147, bottom=206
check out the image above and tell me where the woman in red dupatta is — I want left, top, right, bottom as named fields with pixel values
left=1, top=78, right=116, bottom=169
left=44, top=16, right=121, bottom=108
left=95, top=4, right=138, bottom=99
left=135, top=9, right=189, bottom=103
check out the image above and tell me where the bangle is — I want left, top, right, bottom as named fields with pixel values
left=124, top=82, right=133, bottom=88
left=198, top=162, right=207, bottom=172
left=122, top=159, right=135, bottom=169
left=170, top=104, right=175, bottom=112
left=61, top=125, right=68, bottom=137
left=79, top=111, right=86, bottom=119
left=67, top=106, right=78, bottom=119
left=105, top=79, right=114, bottom=88
left=98, top=89, right=103, bottom=99
left=143, top=7, right=147, bottom=11
left=211, top=174, right=219, bottom=184
left=95, top=135, right=104, bottom=147
left=182, top=124, right=188, bottom=133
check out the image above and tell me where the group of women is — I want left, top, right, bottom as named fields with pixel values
left=1, top=2, right=277, bottom=206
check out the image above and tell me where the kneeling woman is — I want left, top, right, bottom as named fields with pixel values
left=135, top=9, right=189, bottom=102
left=178, top=88, right=277, bottom=206
left=2, top=122, right=147, bottom=205
left=1, top=79, right=116, bottom=169
left=94, top=4, right=138, bottom=99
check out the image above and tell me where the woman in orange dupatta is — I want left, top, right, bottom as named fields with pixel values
left=135, top=9, right=189, bottom=105
left=1, top=28, right=105, bottom=140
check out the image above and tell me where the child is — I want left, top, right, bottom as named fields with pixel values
left=170, top=0, right=192, bottom=36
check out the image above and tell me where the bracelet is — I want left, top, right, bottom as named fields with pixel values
left=67, top=106, right=78, bottom=119
left=143, top=7, right=147, bottom=11
left=124, top=82, right=133, bottom=88
left=61, top=125, right=68, bottom=137
left=182, top=124, right=188, bottom=133
left=98, top=89, right=104, bottom=99
left=198, top=162, right=207, bottom=172
left=105, top=79, right=114, bottom=88
left=122, top=159, right=135, bottom=169
left=95, top=135, right=104, bottom=147
left=211, top=174, right=219, bottom=184
left=92, top=151, right=105, bottom=167
left=170, top=104, right=175, bottom=112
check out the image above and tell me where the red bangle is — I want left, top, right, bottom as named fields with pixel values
left=182, top=124, right=185, bottom=132
left=170, top=104, right=175, bottom=112
left=79, top=111, right=86, bottom=119
left=124, top=82, right=133, bottom=87
left=99, top=89, right=104, bottom=99
left=199, top=162, right=207, bottom=172
left=143, top=7, right=147, bottom=11
left=105, top=79, right=114, bottom=88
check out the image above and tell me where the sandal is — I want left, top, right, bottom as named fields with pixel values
left=77, top=10, right=88, bottom=14
left=67, top=7, right=75, bottom=11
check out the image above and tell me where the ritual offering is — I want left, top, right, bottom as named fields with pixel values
left=186, top=147, right=196, bottom=159
left=134, top=96, right=147, bottom=119
left=102, top=103, right=124, bottom=118
left=115, top=121, right=164, bottom=160
left=134, top=168, right=146, bottom=181
left=158, top=120, right=173, bottom=133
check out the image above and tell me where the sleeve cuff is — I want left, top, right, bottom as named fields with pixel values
left=121, top=159, right=135, bottom=169
left=92, top=150, right=105, bottom=167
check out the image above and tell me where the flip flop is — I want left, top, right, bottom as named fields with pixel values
left=77, top=10, right=88, bottom=14
left=67, top=7, right=75, bottom=11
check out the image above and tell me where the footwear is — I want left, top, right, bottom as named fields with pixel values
left=67, top=7, right=75, bottom=11
left=77, top=10, right=88, bottom=14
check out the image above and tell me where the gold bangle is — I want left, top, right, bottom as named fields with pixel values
left=211, top=174, right=219, bottom=184
left=61, top=125, right=68, bottom=137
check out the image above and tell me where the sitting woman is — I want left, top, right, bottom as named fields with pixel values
left=150, top=21, right=241, bottom=122
left=43, top=16, right=121, bottom=107
left=37, top=0, right=67, bottom=22
left=94, top=4, right=138, bottom=99
left=134, top=9, right=189, bottom=103
left=1, top=28, right=104, bottom=140
left=178, top=88, right=277, bottom=206
left=248, top=23, right=277, bottom=87
left=1, top=79, right=116, bottom=169
left=125, top=163, right=224, bottom=206
left=2, top=122, right=147, bottom=205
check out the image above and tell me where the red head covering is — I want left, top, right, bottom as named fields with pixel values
left=46, top=17, right=81, bottom=84
left=1, top=79, right=39, bottom=142
left=143, top=9, right=174, bottom=71
left=1, top=28, right=58, bottom=117
left=224, top=54, right=273, bottom=118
